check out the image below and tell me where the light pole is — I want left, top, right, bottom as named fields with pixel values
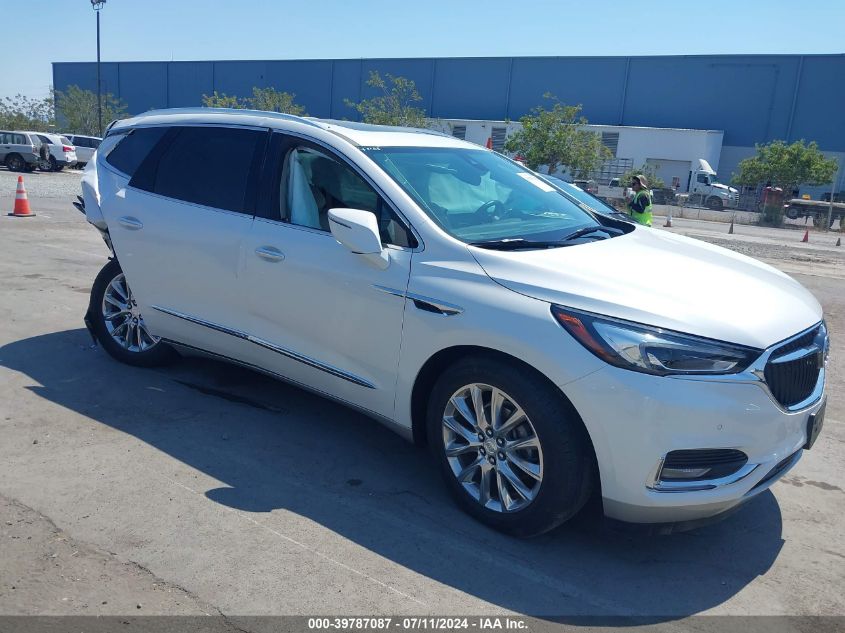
left=91, top=0, right=106, bottom=135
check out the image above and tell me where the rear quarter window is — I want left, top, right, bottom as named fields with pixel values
left=105, top=127, right=169, bottom=177
left=134, top=126, right=265, bottom=214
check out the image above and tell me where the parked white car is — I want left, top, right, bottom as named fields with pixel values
left=65, top=134, right=101, bottom=167
left=79, top=109, right=828, bottom=536
left=30, top=132, right=77, bottom=171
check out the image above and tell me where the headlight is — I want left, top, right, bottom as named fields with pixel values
left=551, top=306, right=761, bottom=376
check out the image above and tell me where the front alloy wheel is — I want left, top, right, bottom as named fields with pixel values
left=442, top=383, right=543, bottom=513
left=427, top=356, right=595, bottom=537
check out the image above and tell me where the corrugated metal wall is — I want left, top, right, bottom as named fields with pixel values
left=52, top=54, right=845, bottom=151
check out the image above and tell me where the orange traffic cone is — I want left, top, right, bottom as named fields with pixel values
left=801, top=229, right=809, bottom=243
left=485, top=137, right=493, bottom=150
left=728, top=219, right=734, bottom=234
left=9, top=175, right=35, bottom=217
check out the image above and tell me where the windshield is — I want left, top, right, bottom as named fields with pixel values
left=541, top=175, right=621, bottom=216
left=363, top=147, right=601, bottom=243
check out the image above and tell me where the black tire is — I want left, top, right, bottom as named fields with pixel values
left=88, top=259, right=177, bottom=368
left=785, top=207, right=800, bottom=220
left=5, top=154, right=25, bottom=172
left=426, top=355, right=595, bottom=538
left=707, top=196, right=723, bottom=211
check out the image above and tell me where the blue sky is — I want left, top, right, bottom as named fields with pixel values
left=4, top=0, right=844, bottom=100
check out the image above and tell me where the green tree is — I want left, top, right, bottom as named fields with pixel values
left=202, top=87, right=307, bottom=115
left=619, top=163, right=665, bottom=189
left=201, top=91, right=244, bottom=109
left=247, top=87, right=307, bottom=115
left=504, top=94, right=610, bottom=176
left=0, top=93, right=55, bottom=131
left=733, top=140, right=838, bottom=225
left=55, top=85, right=127, bottom=135
left=345, top=71, right=428, bottom=128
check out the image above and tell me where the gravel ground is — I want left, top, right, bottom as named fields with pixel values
left=0, top=167, right=83, bottom=201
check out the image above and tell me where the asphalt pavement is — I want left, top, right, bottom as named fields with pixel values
left=0, top=184, right=843, bottom=624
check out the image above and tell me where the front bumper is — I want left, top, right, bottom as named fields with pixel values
left=563, top=363, right=824, bottom=524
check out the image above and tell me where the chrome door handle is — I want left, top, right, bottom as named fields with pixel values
left=118, top=216, right=143, bottom=230
left=255, top=246, right=285, bottom=262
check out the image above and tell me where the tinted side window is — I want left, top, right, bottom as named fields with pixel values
left=279, top=145, right=415, bottom=247
left=147, top=126, right=264, bottom=214
left=106, top=127, right=168, bottom=177
left=37, top=135, right=51, bottom=144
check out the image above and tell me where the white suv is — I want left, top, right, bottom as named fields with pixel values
left=31, top=132, right=78, bottom=171
left=65, top=134, right=101, bottom=167
left=79, top=109, right=828, bottom=536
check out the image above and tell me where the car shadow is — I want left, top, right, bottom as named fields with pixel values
left=0, top=329, right=786, bottom=622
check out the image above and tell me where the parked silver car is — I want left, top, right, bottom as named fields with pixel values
left=0, top=130, right=40, bottom=172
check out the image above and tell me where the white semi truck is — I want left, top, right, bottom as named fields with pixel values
left=686, top=159, right=739, bottom=210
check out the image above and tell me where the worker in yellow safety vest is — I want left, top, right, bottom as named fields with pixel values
left=627, top=174, right=653, bottom=226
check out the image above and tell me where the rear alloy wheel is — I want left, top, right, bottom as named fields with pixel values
left=427, top=356, right=595, bottom=537
left=88, top=259, right=176, bottom=367
left=102, top=273, right=160, bottom=353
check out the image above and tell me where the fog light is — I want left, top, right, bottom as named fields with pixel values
left=659, top=466, right=711, bottom=480
left=658, top=449, right=748, bottom=482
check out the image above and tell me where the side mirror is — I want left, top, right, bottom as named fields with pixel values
left=328, top=208, right=389, bottom=270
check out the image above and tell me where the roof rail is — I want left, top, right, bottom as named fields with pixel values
left=131, top=107, right=320, bottom=127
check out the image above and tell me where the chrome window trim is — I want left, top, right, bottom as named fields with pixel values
left=151, top=305, right=376, bottom=389
left=250, top=215, right=414, bottom=254
left=672, top=321, right=827, bottom=413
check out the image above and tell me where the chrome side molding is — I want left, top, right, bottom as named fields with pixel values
left=372, top=285, right=463, bottom=316
left=151, top=305, right=375, bottom=389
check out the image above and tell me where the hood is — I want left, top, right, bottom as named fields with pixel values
left=469, top=228, right=821, bottom=350
left=711, top=182, right=738, bottom=194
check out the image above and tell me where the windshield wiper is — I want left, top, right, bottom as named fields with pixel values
left=471, top=226, right=624, bottom=251
left=469, top=238, right=566, bottom=251
left=561, top=226, right=623, bottom=242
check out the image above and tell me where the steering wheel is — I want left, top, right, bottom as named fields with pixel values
left=474, top=200, right=507, bottom=223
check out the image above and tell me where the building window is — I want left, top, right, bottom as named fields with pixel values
left=491, top=127, right=507, bottom=152
left=451, top=125, right=466, bottom=140
left=601, top=132, right=619, bottom=158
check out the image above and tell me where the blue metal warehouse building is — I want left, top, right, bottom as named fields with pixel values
left=53, top=54, right=845, bottom=189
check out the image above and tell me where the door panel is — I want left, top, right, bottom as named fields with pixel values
left=98, top=124, right=267, bottom=358
left=241, top=220, right=411, bottom=418
left=101, top=186, right=255, bottom=358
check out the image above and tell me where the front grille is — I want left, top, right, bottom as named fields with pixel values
left=764, top=325, right=823, bottom=408
left=661, top=449, right=748, bottom=481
